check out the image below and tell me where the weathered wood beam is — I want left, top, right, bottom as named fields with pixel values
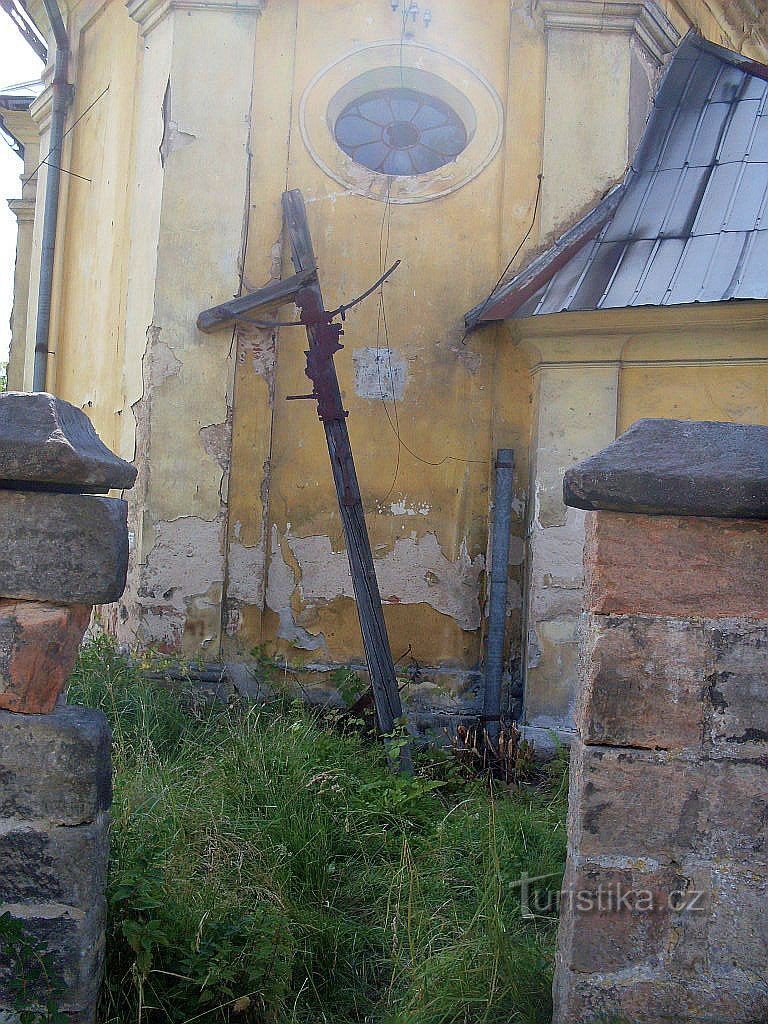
left=196, top=267, right=317, bottom=333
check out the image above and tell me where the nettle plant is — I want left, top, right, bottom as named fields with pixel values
left=0, top=912, right=67, bottom=1024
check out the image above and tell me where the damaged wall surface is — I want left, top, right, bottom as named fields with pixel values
left=10, top=0, right=768, bottom=736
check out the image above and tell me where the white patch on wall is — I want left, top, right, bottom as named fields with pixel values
left=379, top=499, right=431, bottom=517
left=265, top=525, right=326, bottom=651
left=353, top=347, right=406, bottom=401
left=286, top=530, right=485, bottom=631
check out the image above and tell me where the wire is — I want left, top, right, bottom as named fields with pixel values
left=236, top=260, right=402, bottom=329
left=22, top=84, right=109, bottom=187
left=461, top=172, right=543, bottom=341
left=369, top=6, right=488, bottom=484
left=40, top=161, right=91, bottom=183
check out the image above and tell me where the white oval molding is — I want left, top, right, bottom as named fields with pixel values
left=299, top=40, right=504, bottom=205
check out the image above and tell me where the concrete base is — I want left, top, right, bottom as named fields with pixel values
left=0, top=706, right=111, bottom=1023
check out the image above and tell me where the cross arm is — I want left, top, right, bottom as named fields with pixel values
left=196, top=266, right=317, bottom=334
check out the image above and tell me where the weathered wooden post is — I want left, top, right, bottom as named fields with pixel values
left=554, top=418, right=768, bottom=1024
left=0, top=393, right=135, bottom=1022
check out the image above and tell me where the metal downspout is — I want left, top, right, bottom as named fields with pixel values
left=32, top=0, right=69, bottom=393
left=483, top=449, right=515, bottom=746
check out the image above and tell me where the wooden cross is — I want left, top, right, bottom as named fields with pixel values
left=199, top=189, right=411, bottom=772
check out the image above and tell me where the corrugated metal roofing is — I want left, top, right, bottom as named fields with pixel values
left=466, top=33, right=768, bottom=326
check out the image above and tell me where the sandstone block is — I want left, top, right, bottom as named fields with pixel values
left=0, top=706, right=111, bottom=825
left=707, top=759, right=768, bottom=860
left=584, top=510, right=768, bottom=619
left=0, top=902, right=105, bottom=1015
left=579, top=613, right=706, bottom=750
left=0, top=816, right=109, bottom=905
left=0, top=391, right=136, bottom=492
left=0, top=491, right=128, bottom=604
left=569, top=742, right=768, bottom=864
left=553, top=968, right=768, bottom=1024
left=556, top=859, right=684, bottom=973
left=0, top=601, right=91, bottom=714
left=564, top=418, right=768, bottom=519
left=706, top=620, right=768, bottom=758
left=568, top=742, right=707, bottom=860
left=707, top=861, right=768, bottom=971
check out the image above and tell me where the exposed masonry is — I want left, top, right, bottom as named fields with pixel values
left=159, top=80, right=197, bottom=168
left=138, top=515, right=226, bottom=649
left=266, top=524, right=326, bottom=650
left=238, top=327, right=277, bottom=396
left=266, top=526, right=485, bottom=635
left=226, top=522, right=267, bottom=606
left=199, top=412, right=233, bottom=473
left=223, top=326, right=277, bottom=638
left=0, top=706, right=112, bottom=1022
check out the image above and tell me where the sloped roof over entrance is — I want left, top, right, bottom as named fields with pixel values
left=466, top=33, right=768, bottom=327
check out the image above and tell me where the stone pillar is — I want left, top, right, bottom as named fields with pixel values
left=523, top=359, right=619, bottom=748
left=536, top=0, right=679, bottom=240
left=0, top=393, right=136, bottom=1023
left=121, top=0, right=263, bottom=656
left=553, top=418, right=768, bottom=1024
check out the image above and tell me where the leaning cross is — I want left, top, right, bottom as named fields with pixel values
left=198, top=189, right=411, bottom=772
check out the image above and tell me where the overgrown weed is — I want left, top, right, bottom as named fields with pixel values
left=69, top=636, right=567, bottom=1024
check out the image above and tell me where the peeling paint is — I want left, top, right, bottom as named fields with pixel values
left=199, top=411, right=232, bottom=472
left=449, top=338, right=483, bottom=375
left=265, top=525, right=326, bottom=651
left=159, top=79, right=197, bottom=167
left=527, top=627, right=542, bottom=669
left=237, top=327, right=276, bottom=397
left=227, top=540, right=266, bottom=605
left=379, top=499, right=431, bottom=517
left=286, top=530, right=485, bottom=631
left=145, top=330, right=182, bottom=385
left=138, top=516, right=226, bottom=648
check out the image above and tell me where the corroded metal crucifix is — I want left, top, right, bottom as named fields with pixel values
left=198, top=189, right=411, bottom=772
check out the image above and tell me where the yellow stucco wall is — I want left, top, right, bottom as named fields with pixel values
left=517, top=303, right=768, bottom=741
left=14, top=0, right=768, bottom=727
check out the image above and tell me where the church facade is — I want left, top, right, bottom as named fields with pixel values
left=6, top=0, right=768, bottom=742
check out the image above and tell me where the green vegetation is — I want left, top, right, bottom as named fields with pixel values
left=0, top=912, right=66, bottom=1024
left=69, top=637, right=568, bottom=1024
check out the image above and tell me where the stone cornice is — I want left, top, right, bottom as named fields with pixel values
left=8, top=198, right=36, bottom=222
left=127, top=0, right=264, bottom=34
left=29, top=85, right=53, bottom=133
left=535, top=0, right=680, bottom=62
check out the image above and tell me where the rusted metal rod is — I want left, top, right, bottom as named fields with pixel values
left=282, top=189, right=412, bottom=773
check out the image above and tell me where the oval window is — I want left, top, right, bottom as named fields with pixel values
left=334, top=87, right=469, bottom=176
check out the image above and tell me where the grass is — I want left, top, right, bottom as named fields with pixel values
left=68, top=636, right=568, bottom=1024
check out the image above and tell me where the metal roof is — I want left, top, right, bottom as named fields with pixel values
left=466, top=33, right=768, bottom=327
left=0, top=90, right=35, bottom=159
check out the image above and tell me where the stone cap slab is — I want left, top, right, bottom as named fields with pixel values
left=564, top=418, right=768, bottom=519
left=0, top=392, right=137, bottom=492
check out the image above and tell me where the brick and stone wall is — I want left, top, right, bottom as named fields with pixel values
left=0, top=393, right=135, bottom=1022
left=553, top=419, right=768, bottom=1024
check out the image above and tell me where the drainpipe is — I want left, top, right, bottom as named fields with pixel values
left=32, top=0, right=69, bottom=393
left=483, top=449, right=515, bottom=746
